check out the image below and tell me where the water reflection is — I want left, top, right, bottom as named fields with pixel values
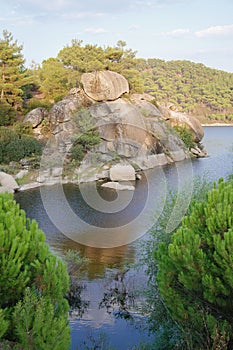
left=99, top=268, right=135, bottom=319
left=14, top=126, right=233, bottom=350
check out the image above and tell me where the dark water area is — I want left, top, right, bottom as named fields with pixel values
left=14, top=126, right=233, bottom=349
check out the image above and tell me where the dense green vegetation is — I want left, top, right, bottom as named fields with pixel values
left=34, top=41, right=233, bottom=122
left=138, top=59, right=233, bottom=121
left=1, top=30, right=232, bottom=128
left=0, top=126, right=42, bottom=163
left=0, top=193, right=70, bottom=349
left=143, top=178, right=233, bottom=349
left=0, top=31, right=32, bottom=117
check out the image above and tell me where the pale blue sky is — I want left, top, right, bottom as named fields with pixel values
left=0, top=0, right=233, bottom=72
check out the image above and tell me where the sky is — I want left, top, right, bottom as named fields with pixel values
left=0, top=0, right=233, bottom=72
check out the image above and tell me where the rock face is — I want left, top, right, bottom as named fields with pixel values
left=130, top=93, right=162, bottom=118
left=81, top=71, right=129, bottom=101
left=160, top=105, right=204, bottom=143
left=0, top=172, right=19, bottom=193
left=88, top=98, right=187, bottom=168
left=110, top=164, right=135, bottom=181
left=23, top=107, right=48, bottom=128
left=23, top=70, right=206, bottom=185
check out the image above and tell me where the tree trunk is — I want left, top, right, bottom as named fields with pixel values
left=1, top=62, right=5, bottom=100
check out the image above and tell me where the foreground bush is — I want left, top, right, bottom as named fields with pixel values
left=0, top=193, right=70, bottom=350
left=156, top=179, right=233, bottom=349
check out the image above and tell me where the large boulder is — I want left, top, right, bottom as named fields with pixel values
left=168, top=112, right=204, bottom=143
left=160, top=105, right=204, bottom=143
left=81, top=71, right=129, bottom=101
left=23, top=107, right=49, bottom=128
left=0, top=172, right=19, bottom=192
left=130, top=94, right=162, bottom=118
left=110, top=164, right=136, bottom=181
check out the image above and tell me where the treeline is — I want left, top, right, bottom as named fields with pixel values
left=1, top=30, right=233, bottom=126
left=138, top=59, right=233, bottom=121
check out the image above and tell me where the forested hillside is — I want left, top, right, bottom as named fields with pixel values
left=137, top=59, right=233, bottom=122
left=1, top=30, right=233, bottom=126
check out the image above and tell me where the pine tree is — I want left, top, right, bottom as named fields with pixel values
left=156, top=178, right=233, bottom=349
left=0, top=193, right=70, bottom=349
left=0, top=30, right=31, bottom=109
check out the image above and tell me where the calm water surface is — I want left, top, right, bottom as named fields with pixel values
left=15, top=126, right=233, bottom=349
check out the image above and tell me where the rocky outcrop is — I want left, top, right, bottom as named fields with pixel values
left=23, top=107, right=49, bottom=128
left=23, top=70, right=206, bottom=186
left=87, top=98, right=187, bottom=168
left=0, top=172, right=19, bottom=193
left=81, top=71, right=129, bottom=101
left=130, top=93, right=162, bottom=118
left=160, top=104, right=204, bottom=143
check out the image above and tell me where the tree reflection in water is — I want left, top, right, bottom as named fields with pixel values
left=99, top=268, right=136, bottom=320
left=66, top=277, right=90, bottom=317
left=63, top=249, right=90, bottom=317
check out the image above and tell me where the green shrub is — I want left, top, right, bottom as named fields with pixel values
left=173, top=125, right=195, bottom=149
left=0, top=127, right=19, bottom=163
left=0, top=193, right=70, bottom=349
left=0, top=126, right=18, bottom=145
left=77, top=131, right=101, bottom=150
left=156, top=179, right=233, bottom=349
left=70, top=108, right=101, bottom=162
left=1, top=135, right=42, bottom=163
left=70, top=144, right=84, bottom=162
left=22, top=98, right=53, bottom=115
left=13, top=121, right=33, bottom=136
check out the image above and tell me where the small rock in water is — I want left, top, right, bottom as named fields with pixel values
left=101, top=181, right=135, bottom=191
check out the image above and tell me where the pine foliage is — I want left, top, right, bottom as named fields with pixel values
left=0, top=30, right=31, bottom=109
left=0, top=193, right=70, bottom=349
left=156, top=178, right=233, bottom=349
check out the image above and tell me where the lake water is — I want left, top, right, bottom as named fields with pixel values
left=15, top=126, right=233, bottom=349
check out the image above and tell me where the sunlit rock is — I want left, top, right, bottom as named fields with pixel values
left=81, top=70, right=129, bottom=101
left=101, top=181, right=135, bottom=191
left=0, top=172, right=19, bottom=191
left=110, top=164, right=136, bottom=181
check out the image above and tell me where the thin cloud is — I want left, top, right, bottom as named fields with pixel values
left=133, top=0, right=190, bottom=8
left=14, top=0, right=132, bottom=14
left=84, top=27, right=107, bottom=34
left=0, top=14, right=37, bottom=26
left=161, top=28, right=191, bottom=37
left=61, top=12, right=105, bottom=20
left=11, top=0, right=192, bottom=15
left=16, top=0, right=71, bottom=12
left=195, top=24, right=233, bottom=37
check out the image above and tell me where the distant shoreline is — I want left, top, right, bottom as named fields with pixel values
left=201, top=123, right=233, bottom=126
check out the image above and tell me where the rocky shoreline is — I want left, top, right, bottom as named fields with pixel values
left=1, top=70, right=211, bottom=194
left=201, top=123, right=233, bottom=126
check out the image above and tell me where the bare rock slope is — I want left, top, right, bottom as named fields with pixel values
left=24, top=70, right=205, bottom=184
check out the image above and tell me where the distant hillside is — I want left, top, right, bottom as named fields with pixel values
left=135, top=58, right=233, bottom=123
left=1, top=31, right=232, bottom=126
